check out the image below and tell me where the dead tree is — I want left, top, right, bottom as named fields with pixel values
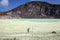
left=27, top=28, right=30, bottom=33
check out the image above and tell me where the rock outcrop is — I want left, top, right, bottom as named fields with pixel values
left=0, top=1, right=60, bottom=19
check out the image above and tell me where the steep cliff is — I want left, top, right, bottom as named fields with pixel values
left=0, top=1, right=60, bottom=19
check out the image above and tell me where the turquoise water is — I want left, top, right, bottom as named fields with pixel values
left=27, top=19, right=60, bottom=22
left=0, top=19, right=60, bottom=22
left=12, top=19, right=60, bottom=22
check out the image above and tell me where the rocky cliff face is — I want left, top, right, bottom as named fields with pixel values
left=0, top=1, right=60, bottom=19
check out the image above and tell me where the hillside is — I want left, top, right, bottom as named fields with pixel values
left=0, top=1, right=60, bottom=19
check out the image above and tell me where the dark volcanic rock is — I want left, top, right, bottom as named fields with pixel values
left=0, top=1, right=60, bottom=19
